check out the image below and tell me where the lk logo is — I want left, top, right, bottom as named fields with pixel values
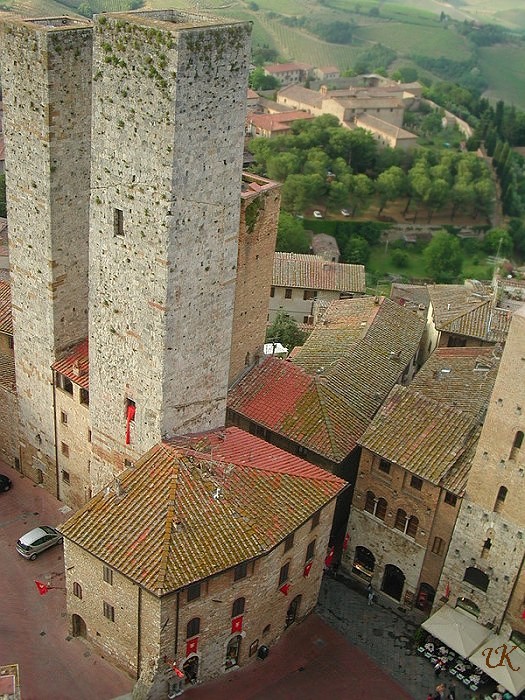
left=482, top=644, right=521, bottom=671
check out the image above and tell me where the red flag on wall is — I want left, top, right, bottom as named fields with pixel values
left=303, top=562, right=313, bottom=578
left=343, top=533, right=350, bottom=551
left=279, top=583, right=290, bottom=596
left=444, top=583, right=451, bottom=599
left=35, top=580, right=50, bottom=595
left=521, top=609, right=525, bottom=619
left=186, top=637, right=198, bottom=656
left=125, top=404, right=136, bottom=445
left=231, top=615, right=243, bottom=634
left=324, top=546, right=335, bottom=568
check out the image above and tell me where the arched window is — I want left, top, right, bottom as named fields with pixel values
left=394, top=509, right=407, bottom=531
left=364, top=491, right=375, bottom=514
left=225, top=635, right=242, bottom=668
left=456, top=597, right=480, bottom=617
left=494, top=485, right=508, bottom=512
left=510, top=431, right=524, bottom=460
left=232, top=597, right=245, bottom=618
left=376, top=497, right=387, bottom=520
left=463, top=566, right=490, bottom=592
left=406, top=516, right=418, bottom=538
left=73, top=582, right=82, bottom=599
left=186, top=617, right=200, bottom=639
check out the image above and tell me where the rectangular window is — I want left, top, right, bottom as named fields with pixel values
left=113, top=208, right=124, bottom=237
left=284, top=533, right=294, bottom=553
left=234, top=562, right=248, bottom=581
left=305, top=540, right=315, bottom=563
left=278, top=562, right=289, bottom=587
left=60, top=411, right=68, bottom=425
left=410, top=475, right=423, bottom=491
left=103, top=601, right=115, bottom=622
left=80, top=388, right=89, bottom=406
left=444, top=491, right=457, bottom=507
left=303, top=289, right=316, bottom=301
left=56, top=373, right=73, bottom=395
left=270, top=286, right=275, bottom=298
left=187, top=582, right=201, bottom=602
left=378, top=459, right=391, bottom=474
left=284, top=288, right=292, bottom=299
left=88, top=429, right=92, bottom=443
left=103, top=565, right=113, bottom=585
left=311, top=511, right=320, bottom=530
left=61, top=470, right=70, bottom=484
left=73, top=581, right=82, bottom=599
left=61, top=442, right=70, bottom=458
left=432, top=536, right=444, bottom=555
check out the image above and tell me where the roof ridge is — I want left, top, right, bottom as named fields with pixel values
left=314, top=379, right=340, bottom=458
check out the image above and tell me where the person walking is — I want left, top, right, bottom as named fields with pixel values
left=366, top=583, right=374, bottom=606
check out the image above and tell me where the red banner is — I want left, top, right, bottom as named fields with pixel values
left=35, top=580, right=49, bottom=595
left=231, top=615, right=243, bottom=633
left=173, top=665, right=184, bottom=678
left=324, top=546, right=334, bottom=568
left=279, top=583, right=290, bottom=596
left=343, top=533, right=350, bottom=551
left=303, top=562, right=313, bottom=578
left=125, top=404, right=136, bottom=445
left=186, top=637, right=198, bottom=656
left=444, top=583, right=451, bottom=599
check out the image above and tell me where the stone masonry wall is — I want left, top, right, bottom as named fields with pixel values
left=88, top=13, right=252, bottom=490
left=0, top=386, right=19, bottom=466
left=229, top=174, right=281, bottom=384
left=0, top=18, right=92, bottom=491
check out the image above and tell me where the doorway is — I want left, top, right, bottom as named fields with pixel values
left=183, top=656, right=199, bottom=684
left=71, top=614, right=87, bottom=637
left=381, top=564, right=405, bottom=601
left=285, top=595, right=302, bottom=628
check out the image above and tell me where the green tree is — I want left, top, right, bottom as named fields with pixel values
left=266, top=152, right=301, bottom=182
left=424, top=230, right=463, bottom=282
left=249, top=67, right=279, bottom=91
left=328, top=180, right=349, bottom=211
left=275, top=212, right=310, bottom=253
left=482, top=228, right=513, bottom=258
left=343, top=235, right=370, bottom=264
left=376, top=166, right=406, bottom=215
left=266, top=311, right=307, bottom=351
left=348, top=173, right=374, bottom=216
left=426, top=178, right=450, bottom=222
left=281, top=175, right=311, bottom=214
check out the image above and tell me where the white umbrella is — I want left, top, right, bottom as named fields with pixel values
left=469, top=635, right=525, bottom=697
left=422, top=605, right=491, bottom=657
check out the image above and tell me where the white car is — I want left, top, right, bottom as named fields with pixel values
left=16, top=526, right=63, bottom=560
left=313, top=210, right=323, bottom=219
left=341, top=209, right=350, bottom=217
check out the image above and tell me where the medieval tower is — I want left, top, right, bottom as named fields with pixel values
left=0, top=17, right=93, bottom=493
left=438, top=305, right=525, bottom=640
left=87, top=11, right=252, bottom=489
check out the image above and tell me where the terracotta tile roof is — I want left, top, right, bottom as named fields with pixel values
left=229, top=298, right=425, bottom=461
left=359, top=346, right=500, bottom=493
left=428, top=284, right=511, bottom=343
left=277, top=85, right=323, bottom=109
left=249, top=111, right=314, bottom=134
left=60, top=427, right=345, bottom=596
left=265, top=62, right=312, bottom=74
left=0, top=352, right=16, bottom=393
left=51, top=338, right=89, bottom=389
left=0, top=280, right=12, bottom=335
left=273, top=252, right=365, bottom=294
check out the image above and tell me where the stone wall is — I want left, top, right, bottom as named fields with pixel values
left=0, top=18, right=92, bottom=491
left=0, top=385, right=19, bottom=466
left=88, top=12, right=252, bottom=490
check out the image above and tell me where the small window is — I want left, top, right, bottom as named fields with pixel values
left=378, top=459, right=391, bottom=474
left=60, top=411, right=68, bottom=425
left=410, top=475, right=423, bottom=491
left=303, top=289, right=316, bottom=301
left=187, top=582, right=201, bottom=602
left=186, top=617, right=200, bottom=638
left=263, top=624, right=271, bottom=636
left=103, top=601, right=115, bottom=621
left=364, top=491, right=375, bottom=514
left=305, top=540, right=315, bottom=563
left=232, top=597, right=245, bottom=618
left=375, top=497, right=387, bottom=520
left=80, top=388, right=89, bottom=406
left=494, top=485, right=507, bottom=512
left=61, top=470, right=70, bottom=484
left=463, top=566, right=489, bottom=592
left=278, top=562, right=289, bottom=587
left=303, top=316, right=310, bottom=324
left=311, top=511, right=320, bottom=530
left=394, top=509, right=407, bottom=531
left=73, top=581, right=82, bottom=599
left=481, top=538, right=492, bottom=558
left=56, top=373, right=73, bottom=395
left=406, top=516, right=418, bottom=538
left=234, top=562, right=248, bottom=581
left=284, top=533, right=294, bottom=553
left=284, top=288, right=292, bottom=299
left=88, top=429, right=92, bottom=443
left=61, top=442, right=70, bottom=458
left=432, top=536, right=444, bottom=555
left=444, top=491, right=457, bottom=507
left=113, top=208, right=124, bottom=237
left=270, top=286, right=275, bottom=298
left=103, top=565, right=113, bottom=585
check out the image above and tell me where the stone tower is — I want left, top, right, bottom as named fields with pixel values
left=438, top=305, right=525, bottom=638
left=88, top=11, right=252, bottom=490
left=0, top=17, right=92, bottom=492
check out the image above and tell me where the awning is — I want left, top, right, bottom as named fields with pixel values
left=422, top=605, right=491, bottom=657
left=469, top=634, right=525, bottom=697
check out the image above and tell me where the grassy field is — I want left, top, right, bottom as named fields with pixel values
left=478, top=45, right=525, bottom=111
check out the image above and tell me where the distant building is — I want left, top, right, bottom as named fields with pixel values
left=312, top=66, right=340, bottom=82
left=263, top=62, right=312, bottom=85
left=311, top=234, right=340, bottom=262
left=247, top=110, right=314, bottom=138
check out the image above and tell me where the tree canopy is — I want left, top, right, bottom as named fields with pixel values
left=275, top=212, right=310, bottom=254
left=424, top=230, right=463, bottom=282
left=266, top=311, right=307, bottom=351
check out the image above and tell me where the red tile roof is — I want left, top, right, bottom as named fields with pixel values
left=60, top=427, right=346, bottom=596
left=273, top=252, right=365, bottom=294
left=0, top=352, right=16, bottom=393
left=51, top=338, right=89, bottom=389
left=0, top=280, right=12, bottom=335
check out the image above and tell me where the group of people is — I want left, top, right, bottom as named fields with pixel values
left=427, top=684, right=455, bottom=700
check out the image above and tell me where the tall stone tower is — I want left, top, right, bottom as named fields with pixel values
left=0, top=17, right=92, bottom=492
left=438, top=305, right=525, bottom=639
left=88, top=11, right=252, bottom=489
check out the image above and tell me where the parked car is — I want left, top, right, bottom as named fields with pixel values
left=16, top=526, right=63, bottom=560
left=313, top=210, right=323, bottom=218
left=0, top=474, right=12, bottom=491
left=341, top=209, right=350, bottom=217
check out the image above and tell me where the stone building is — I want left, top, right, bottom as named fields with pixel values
left=0, top=16, right=93, bottom=492
left=60, top=426, right=346, bottom=697
left=229, top=174, right=281, bottom=384
left=269, top=252, right=366, bottom=325
left=436, top=305, right=525, bottom=643
left=88, top=11, right=252, bottom=492
left=344, top=346, right=500, bottom=612
left=0, top=279, right=17, bottom=465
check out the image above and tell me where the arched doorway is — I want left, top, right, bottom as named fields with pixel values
left=381, top=564, right=405, bottom=601
left=71, top=614, right=86, bottom=638
left=285, top=595, right=302, bottom=628
left=183, top=656, right=199, bottom=684
left=225, top=635, right=242, bottom=669
left=352, top=546, right=375, bottom=581
left=416, top=582, right=435, bottom=612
